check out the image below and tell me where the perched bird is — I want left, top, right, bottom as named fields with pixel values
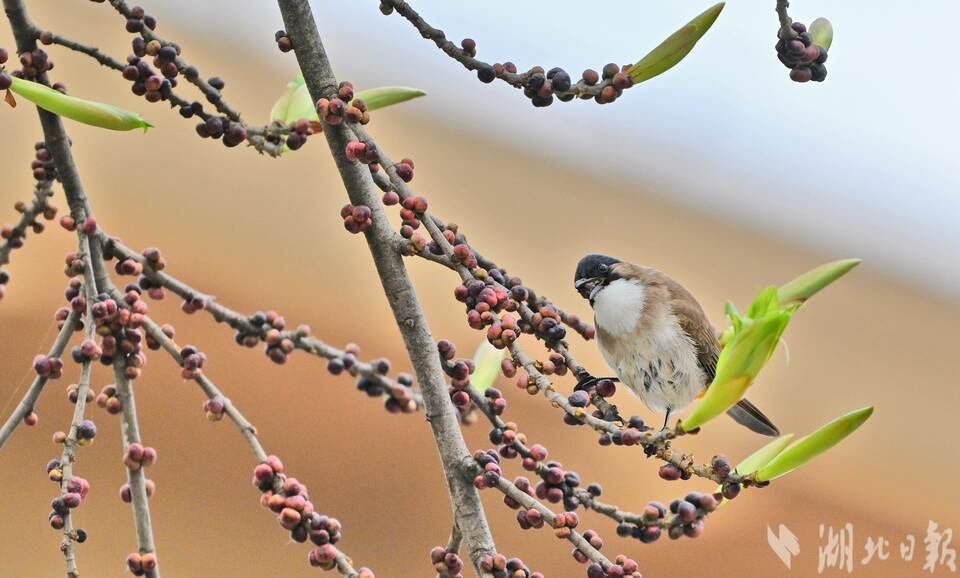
left=574, top=254, right=779, bottom=436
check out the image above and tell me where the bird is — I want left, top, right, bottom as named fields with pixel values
left=573, top=253, right=779, bottom=436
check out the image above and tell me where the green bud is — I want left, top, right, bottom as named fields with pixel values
left=353, top=86, right=427, bottom=112
left=8, top=77, right=151, bottom=132
left=472, top=339, right=505, bottom=393
left=754, top=406, right=874, bottom=482
left=735, top=434, right=795, bottom=476
left=777, top=258, right=860, bottom=306
left=270, top=71, right=426, bottom=125
left=683, top=288, right=791, bottom=432
left=809, top=17, right=834, bottom=52
left=269, top=72, right=315, bottom=125
left=629, top=3, right=725, bottom=84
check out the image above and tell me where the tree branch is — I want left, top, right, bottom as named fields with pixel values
left=113, top=356, right=161, bottom=578
left=56, top=234, right=99, bottom=578
left=276, top=0, right=497, bottom=573
left=95, top=232, right=422, bottom=411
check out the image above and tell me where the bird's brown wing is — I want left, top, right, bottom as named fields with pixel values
left=664, top=274, right=780, bottom=436
left=662, top=277, right=720, bottom=383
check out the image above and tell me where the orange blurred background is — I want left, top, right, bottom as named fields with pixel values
left=1, top=2, right=957, bottom=577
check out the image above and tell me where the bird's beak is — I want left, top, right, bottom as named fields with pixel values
left=575, top=277, right=604, bottom=301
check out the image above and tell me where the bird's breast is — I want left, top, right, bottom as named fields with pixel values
left=596, top=311, right=706, bottom=413
left=591, top=279, right=647, bottom=337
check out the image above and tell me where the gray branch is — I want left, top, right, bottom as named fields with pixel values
left=275, top=0, right=497, bottom=573
left=113, top=359, right=161, bottom=578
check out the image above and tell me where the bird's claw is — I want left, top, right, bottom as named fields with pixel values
left=574, top=373, right=619, bottom=392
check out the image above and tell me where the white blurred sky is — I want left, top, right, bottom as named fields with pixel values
left=159, top=0, right=959, bottom=300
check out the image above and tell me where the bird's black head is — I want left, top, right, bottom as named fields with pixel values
left=574, top=254, right=620, bottom=301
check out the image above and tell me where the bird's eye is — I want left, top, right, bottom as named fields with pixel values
left=598, top=264, right=608, bottom=275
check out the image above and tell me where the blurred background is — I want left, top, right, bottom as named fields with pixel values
left=1, top=1, right=957, bottom=576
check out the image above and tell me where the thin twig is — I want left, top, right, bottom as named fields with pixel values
left=39, top=29, right=292, bottom=156
left=106, top=0, right=243, bottom=122
left=377, top=0, right=631, bottom=104
left=0, top=310, right=79, bottom=451
left=57, top=235, right=98, bottom=578
left=776, top=0, right=797, bottom=38
left=0, top=179, right=54, bottom=269
left=96, top=232, right=423, bottom=410
left=493, top=474, right=614, bottom=570
left=113, top=358, right=161, bottom=578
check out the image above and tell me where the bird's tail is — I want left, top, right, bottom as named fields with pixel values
left=726, top=398, right=780, bottom=437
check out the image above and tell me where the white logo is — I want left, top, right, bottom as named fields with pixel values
left=769, top=523, right=801, bottom=569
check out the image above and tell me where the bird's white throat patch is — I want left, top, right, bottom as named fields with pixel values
left=592, top=278, right=646, bottom=336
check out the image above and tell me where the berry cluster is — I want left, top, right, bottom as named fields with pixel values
left=532, top=460, right=582, bottom=511
left=125, top=552, right=158, bottom=576
left=477, top=551, right=545, bottom=578
left=70, top=337, right=103, bottom=365
left=122, top=5, right=158, bottom=35
left=75, top=281, right=150, bottom=380
left=776, top=22, right=828, bottom=82
left=46, top=459, right=90, bottom=531
left=53, top=419, right=96, bottom=446
left=437, top=339, right=507, bottom=422
left=430, top=547, right=465, bottom=578
left=585, top=555, right=641, bottom=578
left=455, top=278, right=513, bottom=329
left=66, top=379, right=95, bottom=405
left=595, top=416, right=648, bottom=446
left=202, top=397, right=226, bottom=421
left=12, top=45, right=54, bottom=80
left=122, top=37, right=180, bottom=104
left=340, top=204, right=372, bottom=234
left=119, top=479, right=157, bottom=503
left=48, top=489, right=86, bottom=529
left=93, top=384, right=123, bottom=414
left=33, top=354, right=65, bottom=379
left=613, top=502, right=669, bottom=543
left=123, top=441, right=158, bottom=471
left=178, top=345, right=208, bottom=379
left=252, top=456, right=372, bottom=574
left=194, top=116, right=248, bottom=147
left=345, top=140, right=378, bottom=165
left=315, top=82, right=370, bottom=127
left=663, top=492, right=718, bottom=540
left=395, top=187, right=426, bottom=223
left=710, top=454, right=742, bottom=500
left=133, top=248, right=167, bottom=301
left=325, top=343, right=417, bottom=414
left=472, top=449, right=504, bottom=489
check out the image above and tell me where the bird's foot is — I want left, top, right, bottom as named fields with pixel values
left=660, top=409, right=674, bottom=432
left=574, top=373, right=619, bottom=392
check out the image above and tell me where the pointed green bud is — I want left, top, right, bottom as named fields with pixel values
left=683, top=288, right=791, bottom=432
left=8, top=77, right=151, bottom=132
left=271, top=71, right=426, bottom=125
left=735, top=434, right=795, bottom=476
left=777, top=258, right=860, bottom=306
left=629, top=3, right=724, bottom=84
left=810, top=17, right=834, bottom=52
left=472, top=339, right=505, bottom=393
left=754, top=406, right=874, bottom=482
left=354, top=86, right=427, bottom=111
left=269, top=72, right=315, bottom=124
